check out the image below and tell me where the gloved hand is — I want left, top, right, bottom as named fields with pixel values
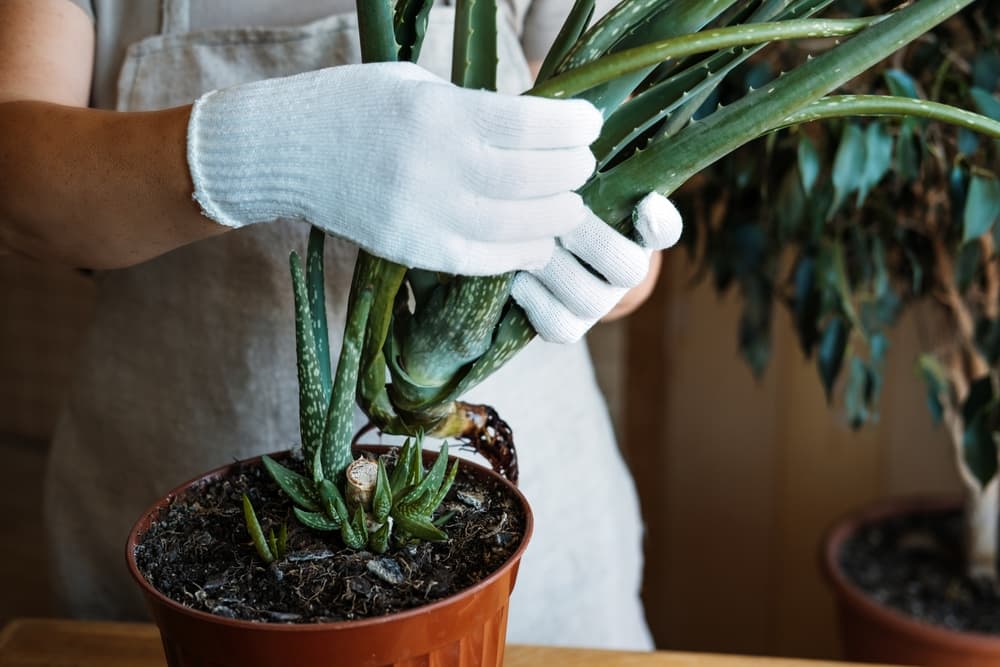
left=186, top=61, right=603, bottom=276
left=512, top=193, right=683, bottom=344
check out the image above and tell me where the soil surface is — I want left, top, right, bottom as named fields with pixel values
left=134, top=449, right=525, bottom=623
left=840, top=507, right=1000, bottom=634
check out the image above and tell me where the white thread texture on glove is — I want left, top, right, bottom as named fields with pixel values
left=512, top=192, right=683, bottom=344
left=187, top=61, right=603, bottom=276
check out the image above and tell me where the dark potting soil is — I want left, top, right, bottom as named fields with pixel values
left=134, top=449, right=524, bottom=624
left=840, top=507, right=1000, bottom=634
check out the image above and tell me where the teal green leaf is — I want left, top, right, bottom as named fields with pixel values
left=293, top=507, right=341, bottom=531
left=242, top=494, right=274, bottom=564
left=963, top=400, right=999, bottom=489
left=918, top=354, right=947, bottom=424
left=975, top=318, right=1000, bottom=366
left=261, top=455, right=319, bottom=512
left=857, top=122, right=893, bottom=206
left=954, top=241, right=981, bottom=293
left=963, top=175, right=1000, bottom=243
left=884, top=69, right=919, bottom=99
left=962, top=376, right=994, bottom=425
left=895, top=119, right=920, bottom=182
left=818, top=316, right=848, bottom=401
left=829, top=123, right=865, bottom=218
left=798, top=136, right=820, bottom=195
left=971, top=87, right=1000, bottom=122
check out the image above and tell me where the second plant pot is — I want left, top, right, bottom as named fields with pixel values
left=822, top=496, right=1000, bottom=667
left=126, top=446, right=533, bottom=667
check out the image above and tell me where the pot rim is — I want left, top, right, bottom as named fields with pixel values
left=820, top=493, right=1000, bottom=650
left=126, top=445, right=534, bottom=633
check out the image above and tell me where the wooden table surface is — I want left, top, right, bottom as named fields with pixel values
left=0, top=619, right=901, bottom=667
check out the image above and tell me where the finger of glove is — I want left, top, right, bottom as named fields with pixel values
left=634, top=192, right=683, bottom=250
left=466, top=191, right=588, bottom=243
left=560, top=211, right=651, bottom=288
left=529, top=246, right=626, bottom=320
left=511, top=273, right=593, bottom=344
left=471, top=94, right=603, bottom=150
left=443, top=237, right=557, bottom=276
left=465, top=144, right=596, bottom=199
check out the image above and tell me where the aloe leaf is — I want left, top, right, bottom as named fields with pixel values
left=399, top=441, right=450, bottom=507
left=596, top=0, right=839, bottom=164
left=394, top=0, right=435, bottom=62
left=452, top=0, right=497, bottom=89
left=433, top=510, right=457, bottom=528
left=389, top=438, right=414, bottom=494
left=289, top=252, right=326, bottom=470
left=267, top=529, right=279, bottom=559
left=356, top=0, right=398, bottom=63
left=294, top=507, right=341, bottom=531
left=425, top=459, right=459, bottom=514
left=242, top=494, right=274, bottom=564
left=355, top=254, right=406, bottom=427
left=585, top=0, right=978, bottom=228
left=340, top=507, right=366, bottom=550
left=261, top=455, right=320, bottom=512
left=535, top=0, right=595, bottom=83
left=319, top=478, right=349, bottom=523
left=389, top=275, right=512, bottom=410
left=407, top=433, right=424, bottom=486
left=394, top=511, right=448, bottom=541
left=277, top=523, right=288, bottom=557
left=557, top=0, right=666, bottom=72
left=776, top=95, right=1000, bottom=138
left=529, top=18, right=876, bottom=99
left=321, top=283, right=375, bottom=482
left=370, top=521, right=391, bottom=554
left=306, top=228, right=331, bottom=401
left=373, top=458, right=392, bottom=523
left=571, top=0, right=743, bottom=116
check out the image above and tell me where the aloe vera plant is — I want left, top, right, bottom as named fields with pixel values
left=268, top=0, right=1000, bottom=556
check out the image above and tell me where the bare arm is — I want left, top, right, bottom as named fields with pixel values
left=0, top=0, right=224, bottom=269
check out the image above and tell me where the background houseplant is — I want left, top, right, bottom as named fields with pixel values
left=671, top=2, right=1000, bottom=663
left=125, top=0, right=1000, bottom=665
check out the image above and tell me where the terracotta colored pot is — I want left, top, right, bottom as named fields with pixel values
left=822, top=496, right=1000, bottom=666
left=126, top=446, right=533, bottom=667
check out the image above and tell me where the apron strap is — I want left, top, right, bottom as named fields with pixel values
left=160, top=0, right=191, bottom=35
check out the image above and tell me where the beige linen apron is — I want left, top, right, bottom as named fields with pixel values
left=45, top=0, right=653, bottom=649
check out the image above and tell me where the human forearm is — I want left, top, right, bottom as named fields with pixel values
left=0, top=101, right=224, bottom=268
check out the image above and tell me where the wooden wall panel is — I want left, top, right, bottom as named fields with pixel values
left=624, top=251, right=964, bottom=659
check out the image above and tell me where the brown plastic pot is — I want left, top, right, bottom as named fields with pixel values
left=126, top=446, right=533, bottom=667
left=822, top=495, right=1000, bottom=666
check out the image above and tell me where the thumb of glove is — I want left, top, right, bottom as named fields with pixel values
left=633, top=192, right=683, bottom=250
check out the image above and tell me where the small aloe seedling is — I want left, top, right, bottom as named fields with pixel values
left=242, top=493, right=288, bottom=564
left=263, top=436, right=457, bottom=553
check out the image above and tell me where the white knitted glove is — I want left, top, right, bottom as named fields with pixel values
left=512, top=193, right=682, bottom=344
left=186, top=61, right=603, bottom=275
